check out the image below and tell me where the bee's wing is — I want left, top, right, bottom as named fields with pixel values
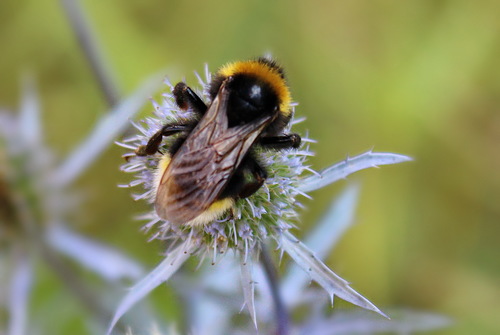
left=155, top=83, right=274, bottom=225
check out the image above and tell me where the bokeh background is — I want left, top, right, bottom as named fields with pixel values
left=1, top=0, right=499, bottom=334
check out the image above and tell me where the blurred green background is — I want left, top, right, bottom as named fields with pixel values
left=2, top=0, right=500, bottom=334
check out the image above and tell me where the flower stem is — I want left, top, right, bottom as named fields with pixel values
left=260, top=244, right=289, bottom=335
left=61, top=0, right=120, bottom=107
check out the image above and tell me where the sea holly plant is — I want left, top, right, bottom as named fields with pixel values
left=112, top=186, right=451, bottom=335
left=173, top=185, right=451, bottom=335
left=0, top=75, right=161, bottom=335
left=111, top=64, right=412, bottom=333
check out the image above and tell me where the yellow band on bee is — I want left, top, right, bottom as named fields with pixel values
left=185, top=198, right=234, bottom=227
left=219, top=60, right=292, bottom=115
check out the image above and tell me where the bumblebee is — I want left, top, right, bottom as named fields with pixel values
left=135, top=58, right=301, bottom=226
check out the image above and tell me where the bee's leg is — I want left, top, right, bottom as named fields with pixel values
left=135, top=123, right=192, bottom=156
left=259, top=133, right=301, bottom=150
left=237, top=157, right=268, bottom=199
left=173, top=82, right=207, bottom=116
left=219, top=155, right=267, bottom=200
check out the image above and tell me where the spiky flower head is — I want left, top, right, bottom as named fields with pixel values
left=120, top=65, right=311, bottom=262
left=0, top=75, right=151, bottom=279
left=0, top=79, right=61, bottom=241
left=112, top=61, right=412, bottom=332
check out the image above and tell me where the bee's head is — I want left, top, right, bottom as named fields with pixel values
left=209, top=58, right=292, bottom=128
left=224, top=74, right=278, bottom=126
